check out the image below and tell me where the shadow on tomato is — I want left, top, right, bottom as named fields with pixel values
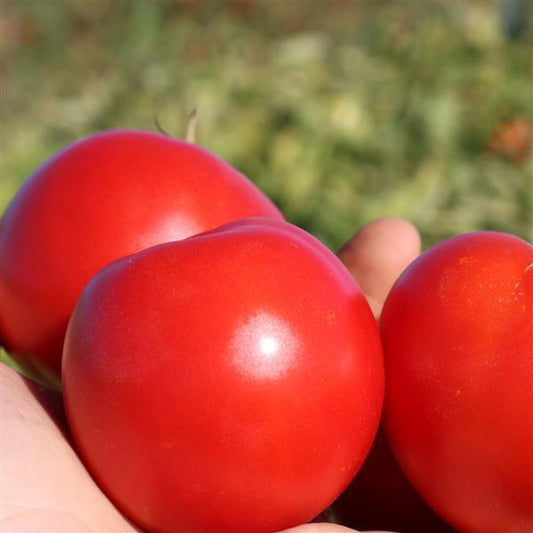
left=333, top=427, right=456, bottom=533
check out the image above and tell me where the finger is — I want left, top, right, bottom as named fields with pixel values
left=0, top=363, right=137, bottom=532
left=277, top=522, right=395, bottom=533
left=337, top=217, right=421, bottom=317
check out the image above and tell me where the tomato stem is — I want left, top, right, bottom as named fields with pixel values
left=153, top=113, right=169, bottom=136
left=186, top=108, right=198, bottom=144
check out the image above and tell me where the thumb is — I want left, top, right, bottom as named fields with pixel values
left=337, top=217, right=421, bottom=318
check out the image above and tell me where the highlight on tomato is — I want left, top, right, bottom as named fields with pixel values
left=0, top=130, right=283, bottom=387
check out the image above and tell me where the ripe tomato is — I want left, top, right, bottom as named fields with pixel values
left=0, top=130, right=282, bottom=386
left=380, top=231, right=533, bottom=532
left=62, top=218, right=384, bottom=533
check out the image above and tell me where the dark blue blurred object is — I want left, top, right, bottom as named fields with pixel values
left=499, top=0, right=529, bottom=39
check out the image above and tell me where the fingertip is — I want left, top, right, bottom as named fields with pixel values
left=277, top=523, right=395, bottom=533
left=276, top=523, right=358, bottom=532
left=338, top=217, right=421, bottom=262
left=337, top=217, right=421, bottom=317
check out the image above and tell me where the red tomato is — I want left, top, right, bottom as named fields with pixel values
left=380, top=231, right=533, bottom=532
left=0, top=130, right=282, bottom=386
left=62, top=218, right=384, bottom=533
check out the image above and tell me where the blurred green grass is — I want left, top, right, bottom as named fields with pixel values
left=1, top=0, right=532, bottom=250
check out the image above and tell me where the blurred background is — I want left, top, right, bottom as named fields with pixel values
left=2, top=0, right=532, bottom=250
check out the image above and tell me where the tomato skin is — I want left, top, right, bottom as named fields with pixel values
left=380, top=231, right=533, bottom=532
left=62, top=218, right=384, bottom=533
left=0, top=130, right=282, bottom=385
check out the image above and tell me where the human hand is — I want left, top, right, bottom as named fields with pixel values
left=1, top=217, right=420, bottom=532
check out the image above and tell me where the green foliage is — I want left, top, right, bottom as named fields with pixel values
left=1, top=346, right=25, bottom=375
left=2, top=0, right=532, bottom=249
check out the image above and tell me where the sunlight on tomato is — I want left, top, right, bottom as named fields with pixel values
left=381, top=231, right=533, bottom=532
left=63, top=218, right=384, bottom=533
left=0, top=130, right=282, bottom=386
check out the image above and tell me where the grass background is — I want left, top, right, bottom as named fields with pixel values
left=2, top=0, right=532, bottom=250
